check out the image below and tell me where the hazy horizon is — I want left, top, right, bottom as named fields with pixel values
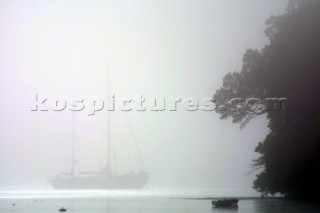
left=0, top=0, right=288, bottom=196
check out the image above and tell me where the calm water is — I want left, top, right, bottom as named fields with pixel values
left=0, top=197, right=319, bottom=213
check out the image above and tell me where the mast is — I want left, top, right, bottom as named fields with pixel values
left=107, top=103, right=111, bottom=175
left=71, top=106, right=75, bottom=178
left=107, top=68, right=112, bottom=178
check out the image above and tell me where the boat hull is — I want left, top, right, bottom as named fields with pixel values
left=50, top=174, right=149, bottom=189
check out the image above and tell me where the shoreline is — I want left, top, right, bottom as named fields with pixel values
left=174, top=196, right=283, bottom=200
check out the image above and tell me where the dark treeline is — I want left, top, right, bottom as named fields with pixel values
left=213, top=0, right=320, bottom=201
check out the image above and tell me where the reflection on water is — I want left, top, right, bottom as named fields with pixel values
left=0, top=197, right=319, bottom=213
left=251, top=199, right=319, bottom=213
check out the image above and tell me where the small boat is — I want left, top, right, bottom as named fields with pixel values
left=211, top=199, right=239, bottom=208
left=59, top=207, right=67, bottom=212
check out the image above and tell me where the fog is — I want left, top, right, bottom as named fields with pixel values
left=0, top=0, right=287, bottom=195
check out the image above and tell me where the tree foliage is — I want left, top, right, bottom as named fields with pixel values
left=213, top=0, right=320, bottom=200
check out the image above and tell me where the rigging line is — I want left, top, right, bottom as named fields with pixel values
left=115, top=114, right=133, bottom=163
left=123, top=112, right=148, bottom=172
left=110, top=142, right=118, bottom=175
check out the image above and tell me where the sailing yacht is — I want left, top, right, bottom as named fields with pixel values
left=50, top=108, right=149, bottom=189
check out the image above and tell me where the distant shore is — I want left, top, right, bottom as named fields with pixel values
left=177, top=196, right=284, bottom=200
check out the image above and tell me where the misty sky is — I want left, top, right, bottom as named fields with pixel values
left=0, top=0, right=288, bottom=195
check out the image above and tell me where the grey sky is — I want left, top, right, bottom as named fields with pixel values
left=0, top=0, right=288, bottom=195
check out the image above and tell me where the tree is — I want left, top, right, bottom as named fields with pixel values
left=213, top=0, right=320, bottom=200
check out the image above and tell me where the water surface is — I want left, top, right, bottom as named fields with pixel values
left=1, top=197, right=319, bottom=213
